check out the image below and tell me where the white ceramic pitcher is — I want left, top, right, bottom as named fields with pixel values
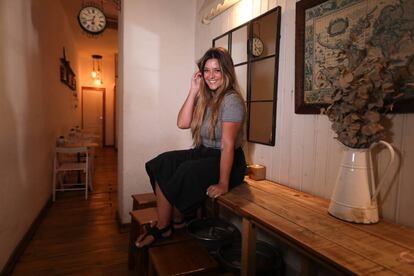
left=328, top=140, right=395, bottom=224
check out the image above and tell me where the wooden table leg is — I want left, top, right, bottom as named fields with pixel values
left=241, top=218, right=257, bottom=276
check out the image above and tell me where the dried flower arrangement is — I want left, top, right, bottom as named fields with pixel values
left=322, top=39, right=413, bottom=148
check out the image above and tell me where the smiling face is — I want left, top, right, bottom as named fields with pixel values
left=203, top=58, right=223, bottom=91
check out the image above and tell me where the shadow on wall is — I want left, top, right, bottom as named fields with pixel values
left=30, top=0, right=80, bottom=173
left=0, top=0, right=27, bottom=270
left=0, top=0, right=78, bottom=270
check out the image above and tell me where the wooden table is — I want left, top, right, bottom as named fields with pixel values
left=63, top=141, right=99, bottom=148
left=217, top=177, right=414, bottom=275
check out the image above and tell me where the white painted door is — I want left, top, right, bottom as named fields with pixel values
left=82, top=87, right=104, bottom=145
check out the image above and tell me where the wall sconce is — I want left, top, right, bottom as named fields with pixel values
left=91, top=54, right=103, bottom=85
left=202, top=0, right=241, bottom=24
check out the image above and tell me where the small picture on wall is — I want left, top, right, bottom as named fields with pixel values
left=60, top=47, right=76, bottom=91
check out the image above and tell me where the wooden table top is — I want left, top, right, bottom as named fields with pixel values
left=217, top=177, right=414, bottom=275
left=63, top=142, right=99, bottom=148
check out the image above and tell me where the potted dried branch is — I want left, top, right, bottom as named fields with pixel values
left=322, top=41, right=413, bottom=223
left=323, top=44, right=407, bottom=148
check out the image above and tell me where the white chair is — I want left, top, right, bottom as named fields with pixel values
left=52, top=146, right=89, bottom=201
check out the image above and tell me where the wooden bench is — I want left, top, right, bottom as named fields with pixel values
left=216, top=177, right=414, bottom=275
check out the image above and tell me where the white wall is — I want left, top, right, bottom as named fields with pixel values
left=0, top=0, right=81, bottom=270
left=195, top=0, right=414, bottom=228
left=118, top=0, right=196, bottom=222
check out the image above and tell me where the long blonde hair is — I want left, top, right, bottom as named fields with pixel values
left=191, top=47, right=245, bottom=146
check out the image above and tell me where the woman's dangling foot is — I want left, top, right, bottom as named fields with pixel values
left=135, top=223, right=172, bottom=248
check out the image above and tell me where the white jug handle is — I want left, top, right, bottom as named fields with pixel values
left=370, top=140, right=395, bottom=201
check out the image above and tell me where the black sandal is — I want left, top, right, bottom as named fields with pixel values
left=135, top=224, right=171, bottom=248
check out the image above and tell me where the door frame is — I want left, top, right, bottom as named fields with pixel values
left=81, top=86, right=106, bottom=145
left=113, top=84, right=117, bottom=148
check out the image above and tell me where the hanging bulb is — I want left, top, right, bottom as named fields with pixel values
left=91, top=54, right=103, bottom=85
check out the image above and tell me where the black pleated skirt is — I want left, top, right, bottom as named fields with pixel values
left=145, top=146, right=246, bottom=215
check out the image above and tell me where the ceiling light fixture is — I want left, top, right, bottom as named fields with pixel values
left=202, top=0, right=241, bottom=24
left=91, top=54, right=103, bottom=85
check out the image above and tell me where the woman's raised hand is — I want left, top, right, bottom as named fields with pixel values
left=177, top=71, right=202, bottom=128
left=190, top=71, right=202, bottom=95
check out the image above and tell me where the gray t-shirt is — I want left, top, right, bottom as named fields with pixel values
left=200, top=93, right=244, bottom=149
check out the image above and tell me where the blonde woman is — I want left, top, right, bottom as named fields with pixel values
left=136, top=47, right=246, bottom=247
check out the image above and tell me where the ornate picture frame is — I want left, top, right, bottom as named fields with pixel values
left=295, top=0, right=414, bottom=114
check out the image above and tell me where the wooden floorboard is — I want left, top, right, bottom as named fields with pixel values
left=12, top=147, right=133, bottom=276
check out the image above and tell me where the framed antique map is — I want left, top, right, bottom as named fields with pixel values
left=295, top=0, right=414, bottom=114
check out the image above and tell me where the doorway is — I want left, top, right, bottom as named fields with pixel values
left=81, top=86, right=105, bottom=146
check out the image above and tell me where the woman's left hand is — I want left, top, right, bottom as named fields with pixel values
left=206, top=184, right=228, bottom=199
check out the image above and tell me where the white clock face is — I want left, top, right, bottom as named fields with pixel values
left=252, top=37, right=264, bottom=57
left=78, top=6, right=107, bottom=34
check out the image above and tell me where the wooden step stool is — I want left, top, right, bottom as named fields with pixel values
left=132, top=193, right=157, bottom=210
left=128, top=193, right=157, bottom=271
left=129, top=207, right=192, bottom=275
left=129, top=207, right=158, bottom=270
left=148, top=239, right=218, bottom=276
left=137, top=230, right=194, bottom=276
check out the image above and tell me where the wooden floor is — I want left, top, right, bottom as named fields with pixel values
left=12, top=147, right=133, bottom=275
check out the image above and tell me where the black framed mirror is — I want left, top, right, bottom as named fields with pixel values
left=213, top=7, right=281, bottom=146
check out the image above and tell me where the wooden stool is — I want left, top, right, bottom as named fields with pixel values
left=129, top=207, right=193, bottom=275
left=132, top=193, right=157, bottom=210
left=138, top=230, right=194, bottom=276
left=148, top=239, right=218, bottom=276
left=129, top=207, right=158, bottom=270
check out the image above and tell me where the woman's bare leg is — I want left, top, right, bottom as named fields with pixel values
left=136, top=183, right=172, bottom=247
left=154, top=183, right=173, bottom=227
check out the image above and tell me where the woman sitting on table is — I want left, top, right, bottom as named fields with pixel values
left=136, top=47, right=246, bottom=247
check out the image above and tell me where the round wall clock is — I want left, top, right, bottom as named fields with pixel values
left=78, top=6, right=107, bottom=35
left=251, top=37, right=264, bottom=57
